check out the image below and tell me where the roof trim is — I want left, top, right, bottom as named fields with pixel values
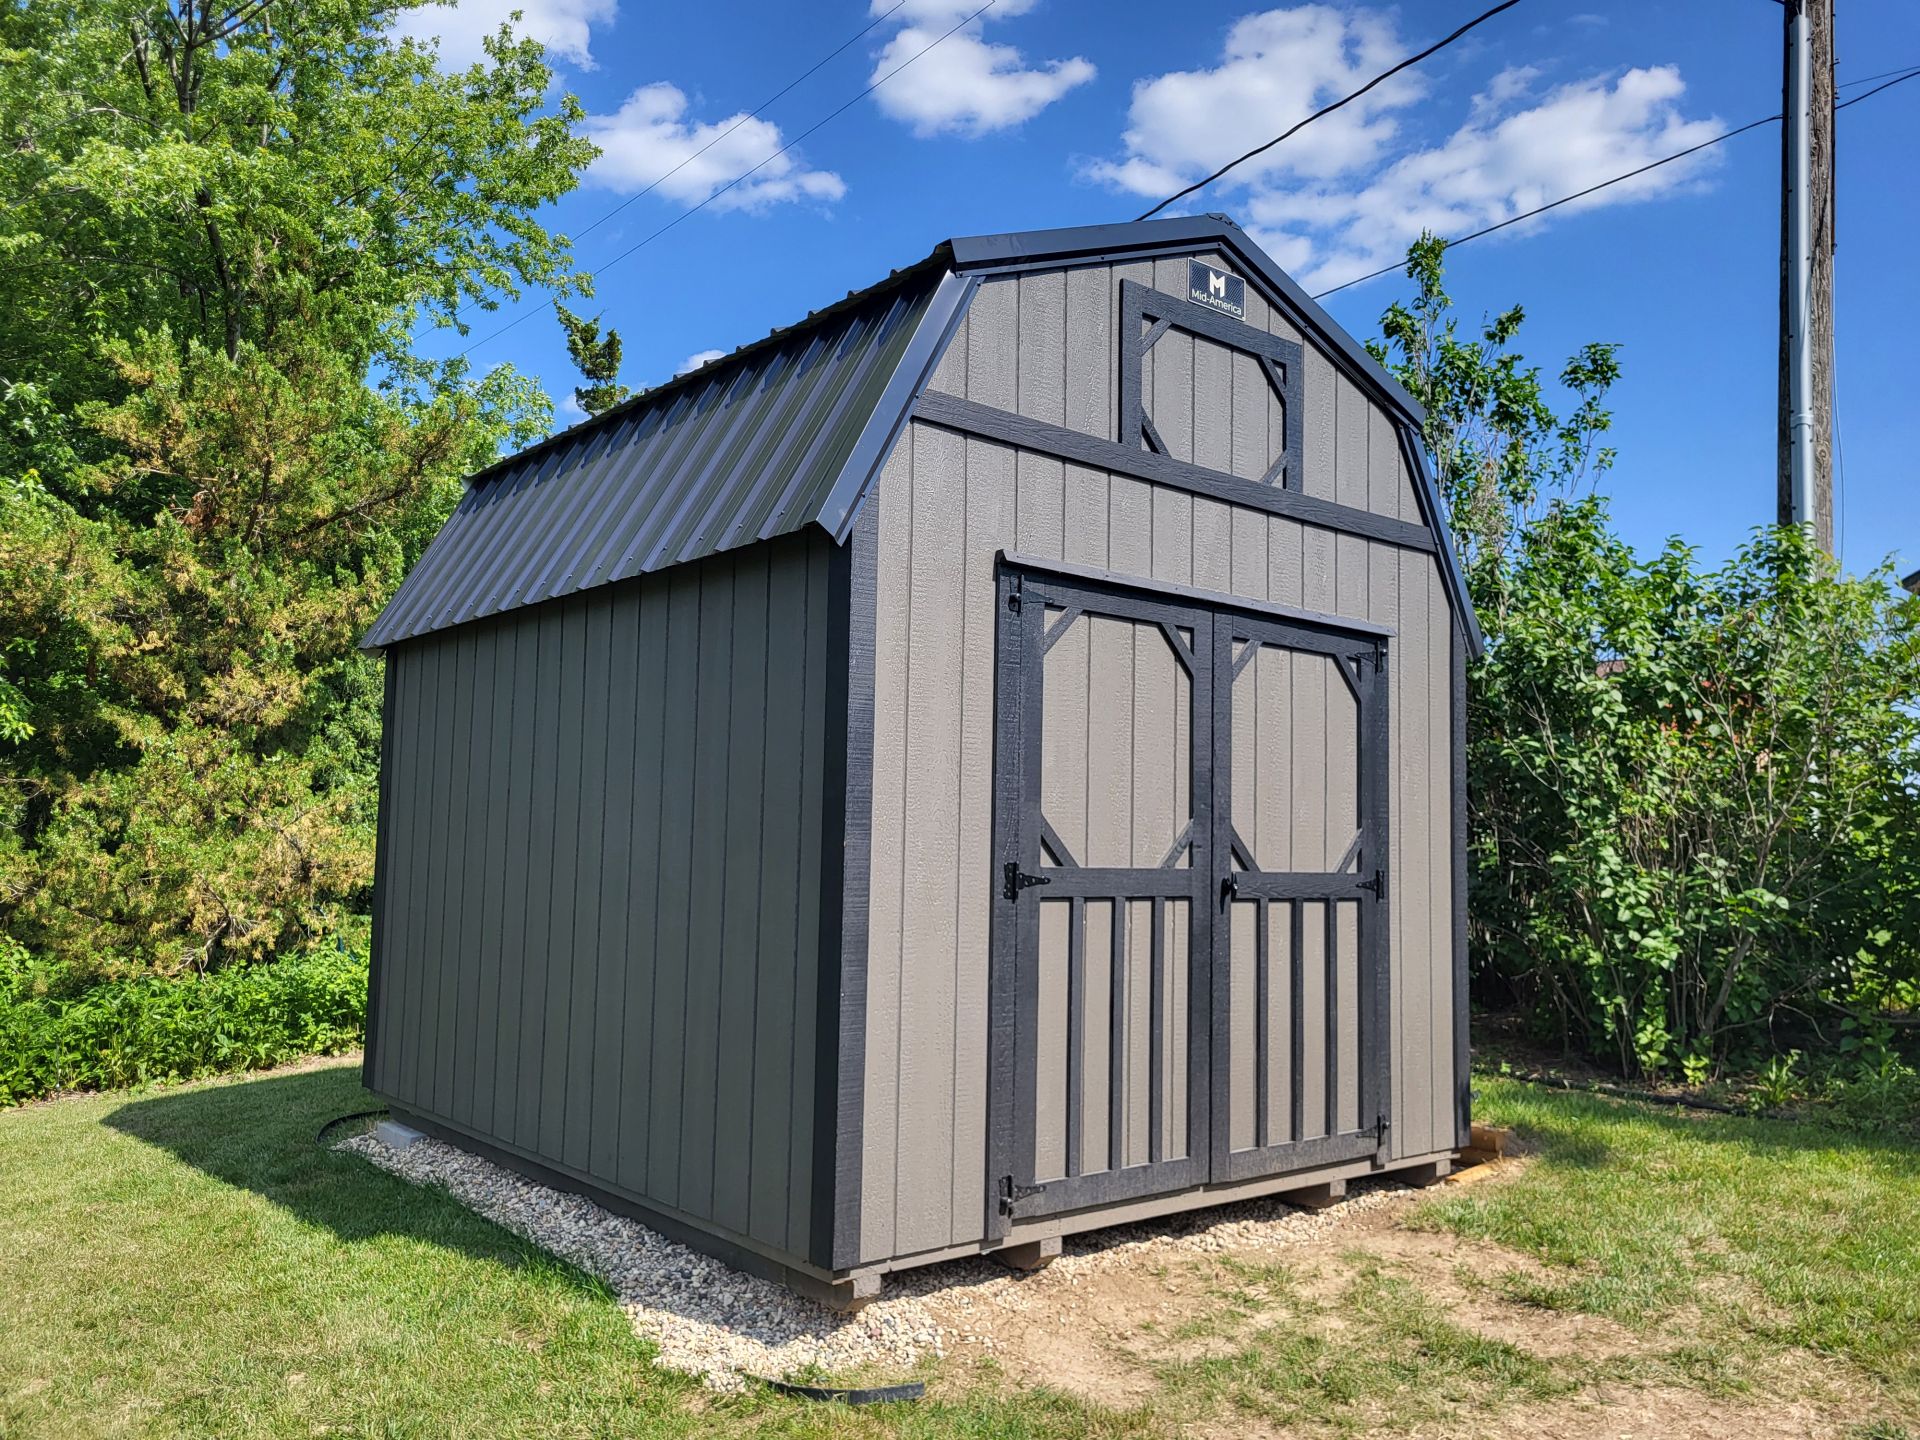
left=819, top=270, right=978, bottom=543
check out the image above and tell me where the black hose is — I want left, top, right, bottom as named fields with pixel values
left=1496, top=1070, right=1757, bottom=1117
left=758, top=1377, right=925, bottom=1405
left=317, top=1107, right=389, bottom=1144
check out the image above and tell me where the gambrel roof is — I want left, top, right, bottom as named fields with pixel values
left=364, top=216, right=1481, bottom=654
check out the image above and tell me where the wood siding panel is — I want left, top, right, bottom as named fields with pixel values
left=366, top=532, right=834, bottom=1269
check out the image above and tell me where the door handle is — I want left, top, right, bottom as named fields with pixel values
left=1220, top=874, right=1238, bottom=908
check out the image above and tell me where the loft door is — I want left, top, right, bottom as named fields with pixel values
left=988, top=564, right=1390, bottom=1232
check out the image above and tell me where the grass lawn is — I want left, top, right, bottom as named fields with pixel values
left=1, top=1059, right=1916, bottom=1438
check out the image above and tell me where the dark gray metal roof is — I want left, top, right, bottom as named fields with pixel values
left=362, top=259, right=964, bottom=649
left=366, top=216, right=1481, bottom=655
left=1903, top=567, right=1920, bottom=596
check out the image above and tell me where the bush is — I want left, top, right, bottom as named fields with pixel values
left=1371, top=235, right=1920, bottom=1078
left=0, top=942, right=367, bottom=1106
left=1469, top=508, right=1920, bottom=1075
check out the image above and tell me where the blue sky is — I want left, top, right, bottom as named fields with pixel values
left=403, top=0, right=1918, bottom=575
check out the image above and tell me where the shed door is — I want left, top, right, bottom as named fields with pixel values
left=1212, top=614, right=1390, bottom=1184
left=989, top=566, right=1389, bottom=1230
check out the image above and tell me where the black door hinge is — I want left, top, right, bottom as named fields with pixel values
left=1352, top=644, right=1388, bottom=677
left=1358, top=869, right=1385, bottom=899
left=1003, top=861, right=1052, bottom=901
left=999, top=1174, right=1046, bottom=1216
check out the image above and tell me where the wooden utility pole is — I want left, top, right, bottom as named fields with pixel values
left=1778, top=0, right=1835, bottom=551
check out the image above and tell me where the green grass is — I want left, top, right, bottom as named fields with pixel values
left=1423, top=1076, right=1920, bottom=1395
left=1155, top=1255, right=1570, bottom=1434
left=3, top=1060, right=1917, bottom=1437
left=0, top=1060, right=1145, bottom=1440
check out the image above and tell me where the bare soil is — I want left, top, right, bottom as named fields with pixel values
left=914, top=1161, right=1900, bottom=1438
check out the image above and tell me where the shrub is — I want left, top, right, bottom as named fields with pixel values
left=1372, top=236, right=1920, bottom=1077
left=0, top=942, right=367, bottom=1106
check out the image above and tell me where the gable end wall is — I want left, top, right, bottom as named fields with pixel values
left=855, top=251, right=1463, bottom=1265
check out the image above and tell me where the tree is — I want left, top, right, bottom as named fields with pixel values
left=0, top=2, right=597, bottom=977
left=556, top=305, right=631, bottom=417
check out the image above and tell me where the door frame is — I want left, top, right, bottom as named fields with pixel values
left=983, top=556, right=1394, bottom=1240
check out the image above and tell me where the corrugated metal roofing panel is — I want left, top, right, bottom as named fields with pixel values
left=362, top=269, right=944, bottom=648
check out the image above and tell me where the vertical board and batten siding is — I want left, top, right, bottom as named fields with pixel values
left=368, top=530, right=834, bottom=1262
left=859, top=254, right=1457, bottom=1264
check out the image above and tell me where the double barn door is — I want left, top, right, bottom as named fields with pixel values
left=988, top=564, right=1390, bottom=1228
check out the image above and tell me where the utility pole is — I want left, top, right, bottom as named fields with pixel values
left=1778, top=0, right=1835, bottom=551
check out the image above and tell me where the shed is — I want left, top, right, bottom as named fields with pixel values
left=359, top=215, right=1482, bottom=1308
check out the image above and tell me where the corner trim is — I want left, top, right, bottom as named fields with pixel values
left=1451, top=620, right=1472, bottom=1148
left=816, top=500, right=880, bottom=1271
left=362, top=654, right=399, bottom=1090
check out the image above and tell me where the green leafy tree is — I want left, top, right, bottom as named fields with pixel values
left=0, top=1, right=597, bottom=977
left=555, top=305, right=631, bottom=417
left=1372, top=236, right=1920, bottom=1076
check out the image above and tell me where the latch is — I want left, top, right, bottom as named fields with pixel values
left=1003, top=861, right=1052, bottom=902
left=999, top=1174, right=1046, bottom=1216
left=1357, top=869, right=1385, bottom=899
left=1371, top=1112, right=1392, bottom=1167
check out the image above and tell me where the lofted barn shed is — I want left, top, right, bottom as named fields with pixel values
left=359, top=216, right=1483, bottom=1308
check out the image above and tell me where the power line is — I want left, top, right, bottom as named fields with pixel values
left=1311, top=115, right=1778, bottom=298
left=1835, top=64, right=1920, bottom=107
left=1309, top=66, right=1919, bottom=301
left=459, top=1, right=995, bottom=357
left=1838, top=62, right=1920, bottom=88
left=1135, top=0, right=1526, bottom=222
left=452, top=2, right=904, bottom=323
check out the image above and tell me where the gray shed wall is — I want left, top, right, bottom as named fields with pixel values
left=366, top=528, right=837, bottom=1267
left=856, top=255, right=1460, bottom=1265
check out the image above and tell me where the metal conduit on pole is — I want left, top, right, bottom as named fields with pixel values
left=1779, top=0, right=1836, bottom=551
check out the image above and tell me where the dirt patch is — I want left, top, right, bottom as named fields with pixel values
left=1470, top=1382, right=1889, bottom=1440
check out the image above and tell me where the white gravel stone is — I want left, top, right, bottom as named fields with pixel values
left=341, top=1129, right=1411, bottom=1392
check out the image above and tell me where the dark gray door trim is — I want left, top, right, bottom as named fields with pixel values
left=912, top=390, right=1434, bottom=553
left=996, top=551, right=1394, bottom=643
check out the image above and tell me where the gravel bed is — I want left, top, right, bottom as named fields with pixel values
left=341, top=1129, right=1412, bottom=1391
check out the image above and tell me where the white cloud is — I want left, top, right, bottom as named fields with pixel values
left=1089, top=6, right=1723, bottom=294
left=392, top=0, right=617, bottom=70
left=676, top=348, right=727, bottom=376
left=868, top=0, right=1094, bottom=138
left=1086, top=5, right=1423, bottom=194
left=583, top=83, right=846, bottom=211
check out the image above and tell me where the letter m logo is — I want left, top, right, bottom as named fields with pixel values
left=1208, top=269, right=1227, bottom=299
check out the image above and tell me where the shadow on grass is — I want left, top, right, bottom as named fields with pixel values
left=101, top=1063, right=566, bottom=1271
left=1479, top=1076, right=1920, bottom=1178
